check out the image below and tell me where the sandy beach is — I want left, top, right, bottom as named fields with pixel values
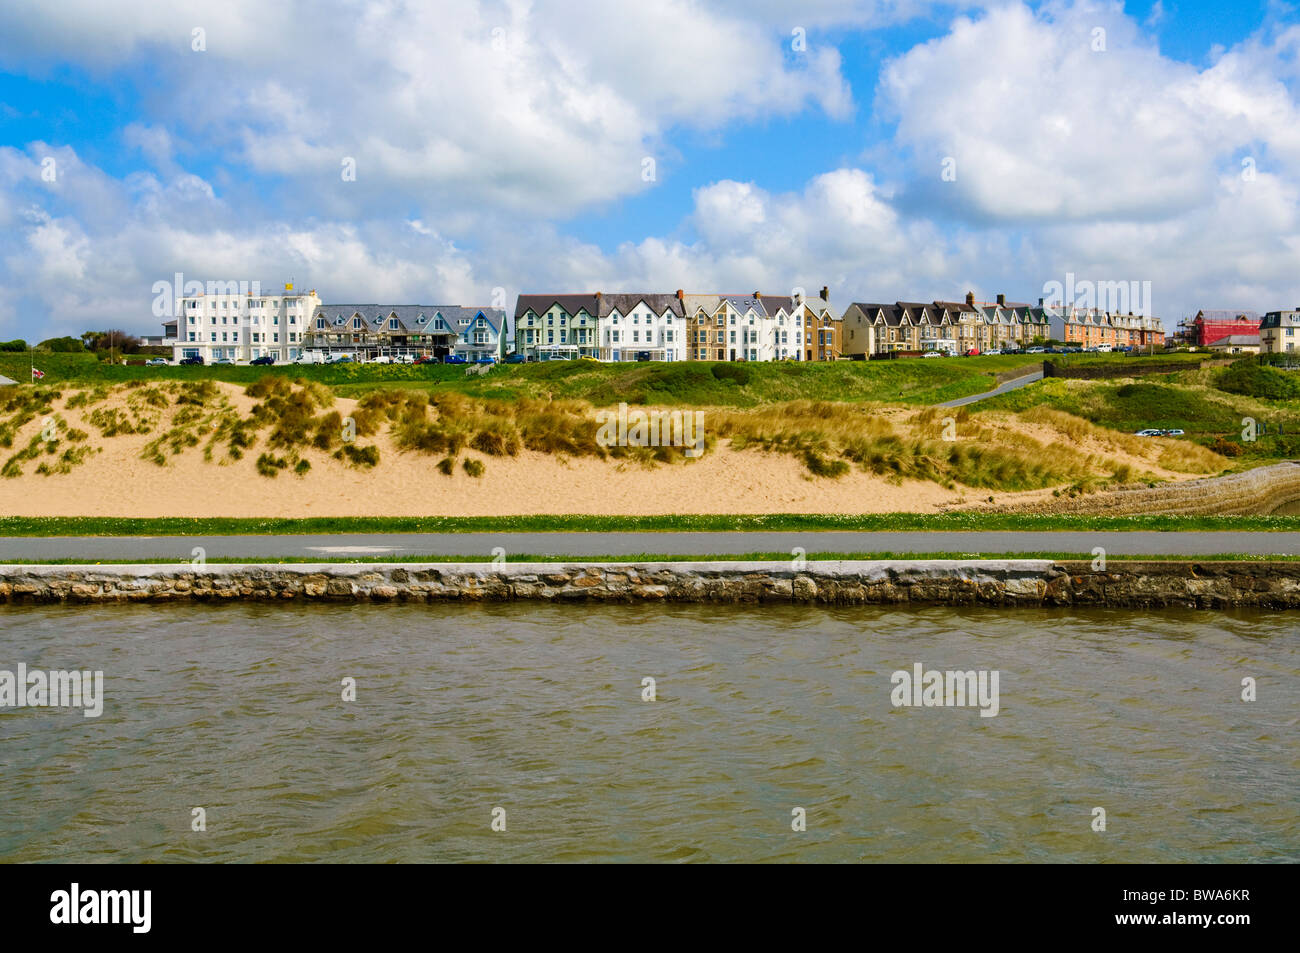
left=0, top=382, right=1215, bottom=517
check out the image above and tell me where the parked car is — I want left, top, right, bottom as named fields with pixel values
left=370, top=355, right=393, bottom=364
left=1135, top=429, right=1164, bottom=437
left=328, top=355, right=353, bottom=364
left=1162, top=429, right=1185, bottom=437
left=635, top=351, right=652, bottom=362
left=144, top=357, right=169, bottom=366
left=964, top=348, right=981, bottom=356
left=504, top=354, right=528, bottom=364
left=984, top=348, right=1003, bottom=356
left=922, top=351, right=943, bottom=358
left=1025, top=346, right=1046, bottom=354
left=250, top=355, right=275, bottom=365
left=443, top=355, right=467, bottom=364
left=414, top=354, right=438, bottom=364
left=179, top=355, right=204, bottom=365
left=474, top=356, right=496, bottom=364
left=214, top=358, right=234, bottom=365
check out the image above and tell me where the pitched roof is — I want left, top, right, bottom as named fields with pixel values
left=313, top=304, right=503, bottom=334
left=514, top=294, right=600, bottom=319
left=597, top=293, right=685, bottom=317
left=1196, top=310, right=1260, bottom=322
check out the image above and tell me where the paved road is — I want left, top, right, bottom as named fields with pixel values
left=937, top=370, right=1044, bottom=408
left=2, top=530, right=1299, bottom=562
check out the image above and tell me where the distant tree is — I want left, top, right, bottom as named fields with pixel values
left=82, top=329, right=142, bottom=354
left=0, top=339, right=27, bottom=352
left=38, top=336, right=85, bottom=352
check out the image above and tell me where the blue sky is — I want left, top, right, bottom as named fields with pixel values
left=0, top=0, right=1297, bottom=338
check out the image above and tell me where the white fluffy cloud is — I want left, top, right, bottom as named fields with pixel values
left=0, top=0, right=853, bottom=217
left=879, top=1, right=1300, bottom=223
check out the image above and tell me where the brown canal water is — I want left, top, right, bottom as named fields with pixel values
left=0, top=603, right=1295, bottom=863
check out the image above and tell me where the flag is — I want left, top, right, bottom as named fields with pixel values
left=31, top=368, right=44, bottom=379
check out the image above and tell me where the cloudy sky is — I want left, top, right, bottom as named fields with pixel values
left=0, top=0, right=1297, bottom=340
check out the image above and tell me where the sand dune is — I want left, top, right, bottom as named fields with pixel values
left=0, top=382, right=1210, bottom=517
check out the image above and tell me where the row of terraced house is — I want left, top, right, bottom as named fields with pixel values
left=157, top=281, right=1165, bottom=364
left=161, top=282, right=508, bottom=364
left=512, top=289, right=842, bottom=362
left=842, top=292, right=1165, bottom=356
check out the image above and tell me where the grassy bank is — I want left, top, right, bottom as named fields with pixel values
left=3, top=513, right=1300, bottom=535
left=6, top=350, right=1038, bottom=406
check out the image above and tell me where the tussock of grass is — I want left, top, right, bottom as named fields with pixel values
left=707, top=399, right=1219, bottom=490
left=256, top=452, right=289, bottom=477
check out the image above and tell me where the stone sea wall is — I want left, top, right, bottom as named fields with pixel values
left=2, top=559, right=1299, bottom=608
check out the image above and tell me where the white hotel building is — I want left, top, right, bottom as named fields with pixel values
left=171, top=282, right=320, bottom=363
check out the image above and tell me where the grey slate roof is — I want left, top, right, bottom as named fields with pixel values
left=313, top=304, right=503, bottom=334
left=515, top=294, right=600, bottom=320
left=597, top=293, right=685, bottom=318
left=1210, top=334, right=1261, bottom=346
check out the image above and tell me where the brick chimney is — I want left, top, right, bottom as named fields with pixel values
left=753, top=291, right=761, bottom=299
left=996, top=293, right=1005, bottom=306
left=820, top=286, right=829, bottom=301
left=676, top=289, right=683, bottom=300
left=965, top=291, right=975, bottom=307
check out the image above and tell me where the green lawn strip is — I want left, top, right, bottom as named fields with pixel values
left=3, top=552, right=1297, bottom=566
left=0, top=351, right=1094, bottom=409
left=2, top=513, right=1300, bottom=536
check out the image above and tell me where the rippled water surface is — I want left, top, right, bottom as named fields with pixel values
left=0, top=603, right=1296, bottom=862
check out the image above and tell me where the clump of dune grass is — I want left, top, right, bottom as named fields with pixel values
left=256, top=452, right=289, bottom=477
left=87, top=406, right=151, bottom=437
left=707, top=399, right=1199, bottom=490
left=65, top=386, right=109, bottom=410
left=176, top=380, right=220, bottom=406
left=338, top=443, right=379, bottom=468
left=463, top=458, right=485, bottom=478
left=35, top=444, right=99, bottom=476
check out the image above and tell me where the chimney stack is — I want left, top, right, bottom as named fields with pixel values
left=820, top=286, right=829, bottom=301
left=996, top=293, right=1005, bottom=306
left=753, top=291, right=761, bottom=300
left=965, top=291, right=975, bottom=307
left=676, top=289, right=683, bottom=300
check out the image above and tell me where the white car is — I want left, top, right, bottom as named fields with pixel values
left=923, top=351, right=943, bottom=358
